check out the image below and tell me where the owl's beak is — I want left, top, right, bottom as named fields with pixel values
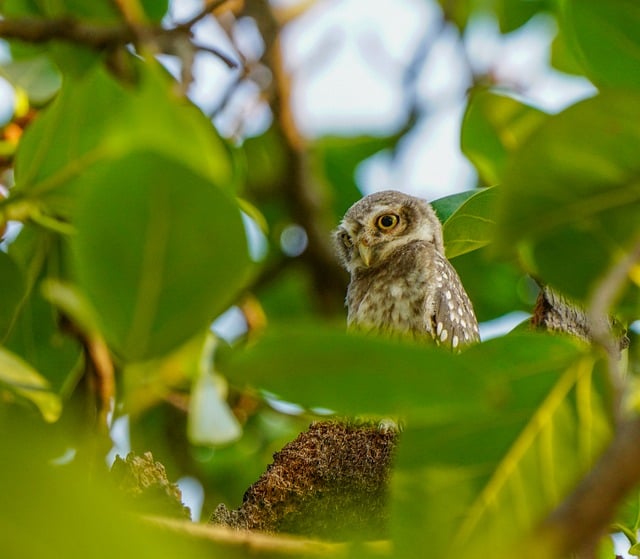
left=358, top=242, right=373, bottom=267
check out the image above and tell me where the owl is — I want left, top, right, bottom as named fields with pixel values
left=333, top=190, right=479, bottom=350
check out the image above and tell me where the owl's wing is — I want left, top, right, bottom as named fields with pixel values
left=429, top=256, right=480, bottom=350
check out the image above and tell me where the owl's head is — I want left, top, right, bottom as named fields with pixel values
left=333, top=190, right=444, bottom=273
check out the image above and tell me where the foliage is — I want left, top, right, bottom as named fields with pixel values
left=0, top=0, right=639, bottom=558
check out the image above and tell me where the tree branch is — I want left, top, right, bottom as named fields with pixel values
left=0, top=17, right=133, bottom=49
left=535, top=416, right=640, bottom=557
left=0, top=13, right=239, bottom=73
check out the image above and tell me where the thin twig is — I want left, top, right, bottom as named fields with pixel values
left=192, top=41, right=239, bottom=68
left=176, top=0, right=231, bottom=31
left=0, top=13, right=243, bottom=72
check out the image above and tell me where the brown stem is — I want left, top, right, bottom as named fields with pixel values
left=0, top=17, right=133, bottom=48
left=536, top=417, right=640, bottom=556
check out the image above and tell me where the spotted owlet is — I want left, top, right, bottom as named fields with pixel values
left=333, top=190, right=479, bottom=350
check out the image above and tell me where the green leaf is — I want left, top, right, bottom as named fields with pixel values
left=442, top=187, right=497, bottom=259
left=0, top=251, right=26, bottom=339
left=140, top=0, right=169, bottom=21
left=241, top=126, right=288, bottom=195
left=462, top=90, right=548, bottom=185
left=310, top=135, right=398, bottom=220
left=4, top=227, right=84, bottom=393
left=431, top=190, right=477, bottom=223
left=614, top=490, right=640, bottom=545
left=559, top=0, right=640, bottom=89
left=71, top=150, right=250, bottom=362
left=496, top=90, right=640, bottom=302
left=550, top=30, right=585, bottom=76
left=223, top=323, right=591, bottom=421
left=392, top=353, right=612, bottom=558
left=12, top=62, right=235, bottom=218
left=223, top=324, right=611, bottom=555
left=436, top=0, right=473, bottom=31
left=452, top=247, right=531, bottom=322
left=0, top=346, right=62, bottom=421
left=0, top=55, right=62, bottom=105
left=3, top=0, right=119, bottom=20
left=496, top=0, right=548, bottom=33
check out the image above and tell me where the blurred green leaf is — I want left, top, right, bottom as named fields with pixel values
left=0, top=346, right=62, bottom=421
left=437, top=0, right=474, bottom=31
left=71, top=150, right=250, bottom=362
left=310, top=135, right=397, bottom=220
left=3, top=0, right=119, bottom=19
left=140, top=0, right=169, bottom=21
left=0, top=414, right=213, bottom=559
left=224, top=324, right=611, bottom=555
left=4, top=227, right=84, bottom=392
left=462, top=90, right=548, bottom=185
left=559, top=0, right=640, bottom=89
left=0, top=55, right=62, bottom=105
left=443, top=187, right=497, bottom=259
left=223, top=323, right=592, bottom=421
left=615, top=490, right=640, bottom=546
left=437, top=0, right=548, bottom=33
left=495, top=0, right=548, bottom=33
left=550, top=30, right=585, bottom=76
left=452, top=247, right=531, bottom=322
left=496, top=90, right=640, bottom=303
left=241, top=126, right=289, bottom=195
left=393, top=353, right=612, bottom=558
left=12, top=62, right=235, bottom=218
left=0, top=250, right=25, bottom=339
left=3, top=285, right=84, bottom=393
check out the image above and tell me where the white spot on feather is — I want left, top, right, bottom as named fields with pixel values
left=390, top=285, right=403, bottom=298
left=440, top=329, right=448, bottom=342
left=437, top=322, right=443, bottom=335
left=452, top=335, right=459, bottom=348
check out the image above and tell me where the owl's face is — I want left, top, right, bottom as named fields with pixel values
left=333, top=190, right=444, bottom=273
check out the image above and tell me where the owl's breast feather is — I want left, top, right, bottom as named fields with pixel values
left=346, top=257, right=433, bottom=336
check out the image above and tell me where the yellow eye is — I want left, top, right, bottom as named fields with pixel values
left=376, top=213, right=399, bottom=231
left=341, top=231, right=353, bottom=248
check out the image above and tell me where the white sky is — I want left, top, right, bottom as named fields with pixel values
left=174, top=0, right=595, bottom=199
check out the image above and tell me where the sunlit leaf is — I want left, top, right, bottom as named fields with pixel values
left=0, top=346, right=62, bottom=421
left=443, top=187, right=497, bottom=259
left=431, top=190, right=477, bottom=223
left=393, top=353, right=612, bottom=558
left=72, top=150, right=250, bottom=361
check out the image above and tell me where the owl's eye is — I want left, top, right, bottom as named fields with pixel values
left=376, top=214, right=399, bottom=231
left=341, top=231, right=353, bottom=248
